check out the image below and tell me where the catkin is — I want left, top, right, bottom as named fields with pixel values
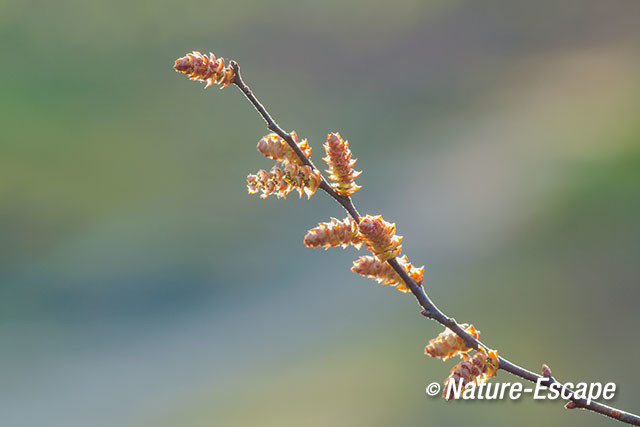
left=173, top=51, right=236, bottom=89
left=323, top=132, right=361, bottom=196
left=304, top=217, right=363, bottom=250
left=247, top=163, right=322, bottom=199
left=443, top=348, right=499, bottom=400
left=424, top=324, right=480, bottom=361
left=358, top=215, right=403, bottom=261
left=351, top=255, right=424, bottom=292
left=257, top=132, right=312, bottom=165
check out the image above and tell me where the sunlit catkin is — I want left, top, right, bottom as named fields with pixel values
left=247, top=163, right=322, bottom=199
left=357, top=215, right=403, bottom=261
left=425, top=324, right=480, bottom=361
left=304, top=217, right=363, bottom=250
left=351, top=255, right=424, bottom=292
left=443, top=348, right=499, bottom=400
left=256, top=132, right=312, bottom=165
left=323, top=132, right=361, bottom=196
left=173, top=51, right=236, bottom=89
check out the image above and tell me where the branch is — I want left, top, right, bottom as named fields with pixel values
left=229, top=60, right=639, bottom=425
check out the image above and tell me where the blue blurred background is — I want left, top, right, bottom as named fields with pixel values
left=2, top=1, right=640, bottom=426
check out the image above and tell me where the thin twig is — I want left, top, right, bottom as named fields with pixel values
left=229, top=61, right=640, bottom=426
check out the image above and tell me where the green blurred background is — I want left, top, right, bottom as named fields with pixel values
left=2, top=1, right=640, bottom=426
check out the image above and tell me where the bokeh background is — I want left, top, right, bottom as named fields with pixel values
left=2, top=1, right=640, bottom=426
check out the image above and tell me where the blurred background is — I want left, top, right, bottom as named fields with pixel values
left=2, top=1, right=640, bottom=426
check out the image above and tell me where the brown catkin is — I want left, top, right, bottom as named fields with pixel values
left=173, top=51, right=236, bottom=89
left=304, top=217, right=363, bottom=250
left=247, top=163, right=322, bottom=199
left=424, top=324, right=480, bottom=361
left=357, top=215, right=403, bottom=261
left=442, top=348, right=499, bottom=400
left=323, top=132, right=361, bottom=196
left=256, top=132, right=311, bottom=165
left=351, top=255, right=424, bottom=292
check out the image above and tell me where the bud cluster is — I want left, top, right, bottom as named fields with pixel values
left=248, top=129, right=322, bottom=199
left=173, top=51, right=235, bottom=89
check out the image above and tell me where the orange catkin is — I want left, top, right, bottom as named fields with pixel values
left=247, top=163, right=322, bottom=199
left=443, top=348, right=499, bottom=400
left=173, top=51, right=236, bottom=89
left=424, top=324, right=480, bottom=361
left=323, top=132, right=361, bottom=196
left=357, top=215, right=403, bottom=261
left=256, top=132, right=311, bottom=165
left=304, top=217, right=363, bottom=250
left=351, top=255, right=424, bottom=292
